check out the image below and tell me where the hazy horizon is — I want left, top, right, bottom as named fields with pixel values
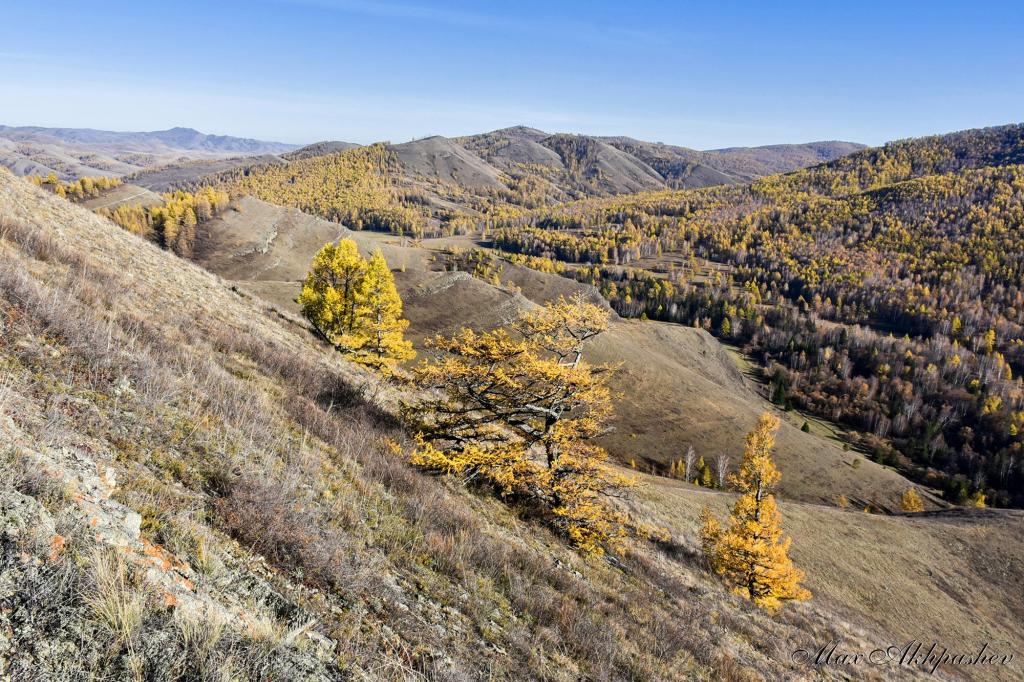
left=5, top=119, right=1024, bottom=152
left=3, top=0, right=1023, bottom=149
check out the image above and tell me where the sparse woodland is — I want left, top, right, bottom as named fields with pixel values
left=480, top=125, right=1024, bottom=508
left=28, top=172, right=122, bottom=200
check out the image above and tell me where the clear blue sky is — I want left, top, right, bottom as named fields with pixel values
left=2, top=0, right=1022, bottom=148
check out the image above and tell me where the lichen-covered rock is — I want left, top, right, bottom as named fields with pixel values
left=0, top=488, right=54, bottom=544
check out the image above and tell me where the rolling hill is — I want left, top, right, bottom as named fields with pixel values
left=162, top=127, right=864, bottom=244
left=126, top=155, right=287, bottom=192
left=453, top=127, right=864, bottom=195
left=3, top=164, right=1021, bottom=682
left=599, top=136, right=865, bottom=185
left=484, top=122, right=1024, bottom=509
left=390, top=135, right=507, bottom=189
left=193, top=195, right=923, bottom=510
left=240, top=127, right=865, bottom=207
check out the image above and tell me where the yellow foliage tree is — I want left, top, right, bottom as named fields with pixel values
left=698, top=457, right=713, bottom=487
left=147, top=188, right=229, bottom=255
left=409, top=295, right=635, bottom=554
left=699, top=413, right=810, bottom=611
left=355, top=250, right=414, bottom=370
left=899, top=488, right=925, bottom=512
left=299, top=240, right=368, bottom=352
left=299, top=241, right=413, bottom=370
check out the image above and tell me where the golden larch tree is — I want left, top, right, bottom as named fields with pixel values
left=699, top=413, right=810, bottom=611
left=899, top=488, right=925, bottom=512
left=298, top=240, right=368, bottom=353
left=409, top=295, right=636, bottom=555
left=356, top=250, right=414, bottom=369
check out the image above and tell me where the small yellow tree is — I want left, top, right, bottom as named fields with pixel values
left=698, top=457, right=713, bottom=488
left=355, top=250, right=414, bottom=370
left=899, top=488, right=925, bottom=512
left=699, top=413, right=810, bottom=611
left=299, top=241, right=413, bottom=370
left=298, top=240, right=368, bottom=353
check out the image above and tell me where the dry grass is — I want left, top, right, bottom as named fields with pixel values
left=0, top=372, right=13, bottom=415
left=174, top=604, right=227, bottom=658
left=195, top=198, right=919, bottom=509
left=4, top=171, right=1012, bottom=680
left=88, top=550, right=149, bottom=648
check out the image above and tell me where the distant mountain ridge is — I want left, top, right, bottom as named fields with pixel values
left=445, top=127, right=866, bottom=195
left=0, top=121, right=864, bottom=197
left=0, top=125, right=298, bottom=154
left=0, top=125, right=300, bottom=180
left=599, top=136, right=865, bottom=186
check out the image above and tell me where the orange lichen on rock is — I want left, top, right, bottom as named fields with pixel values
left=48, top=534, right=66, bottom=561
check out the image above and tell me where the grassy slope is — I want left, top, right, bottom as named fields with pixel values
left=188, top=190, right=1024, bottom=680
left=642, top=477, right=1024, bottom=674
left=81, top=182, right=166, bottom=210
left=127, top=155, right=286, bottom=192
left=4, top=169, right=910, bottom=681
left=198, top=196, right=919, bottom=510
left=8, top=176, right=1019, bottom=680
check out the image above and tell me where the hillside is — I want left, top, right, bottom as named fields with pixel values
left=283, top=140, right=362, bottom=161
left=80, top=183, right=165, bottom=211
left=126, top=155, right=287, bottom=192
left=0, top=125, right=298, bottom=181
left=457, top=127, right=864, bottom=195
left=600, top=137, right=866, bottom=185
left=171, top=128, right=860, bottom=242
left=251, top=127, right=864, bottom=215
left=487, top=122, right=1024, bottom=509
left=701, top=141, right=867, bottom=179
left=5, top=168, right=1021, bottom=681
left=389, top=136, right=508, bottom=189
left=539, top=134, right=667, bottom=194
left=195, top=196, right=921, bottom=510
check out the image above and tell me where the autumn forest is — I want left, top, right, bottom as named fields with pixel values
left=40, top=123, right=1024, bottom=509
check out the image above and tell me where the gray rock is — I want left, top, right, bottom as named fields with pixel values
left=0, top=487, right=54, bottom=543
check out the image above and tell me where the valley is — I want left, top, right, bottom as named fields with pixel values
left=4, top=162, right=1023, bottom=682
left=4, top=120, right=1024, bottom=681
left=190, top=195, right=919, bottom=509
left=6, top=2, right=1023, bottom=679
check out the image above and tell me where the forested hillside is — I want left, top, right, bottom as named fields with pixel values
left=17, top=167, right=1016, bottom=681
left=486, top=124, right=1024, bottom=508
left=164, top=128, right=862, bottom=240
left=68, top=122, right=1024, bottom=509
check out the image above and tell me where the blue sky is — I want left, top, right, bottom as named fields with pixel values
left=2, top=0, right=1022, bottom=148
